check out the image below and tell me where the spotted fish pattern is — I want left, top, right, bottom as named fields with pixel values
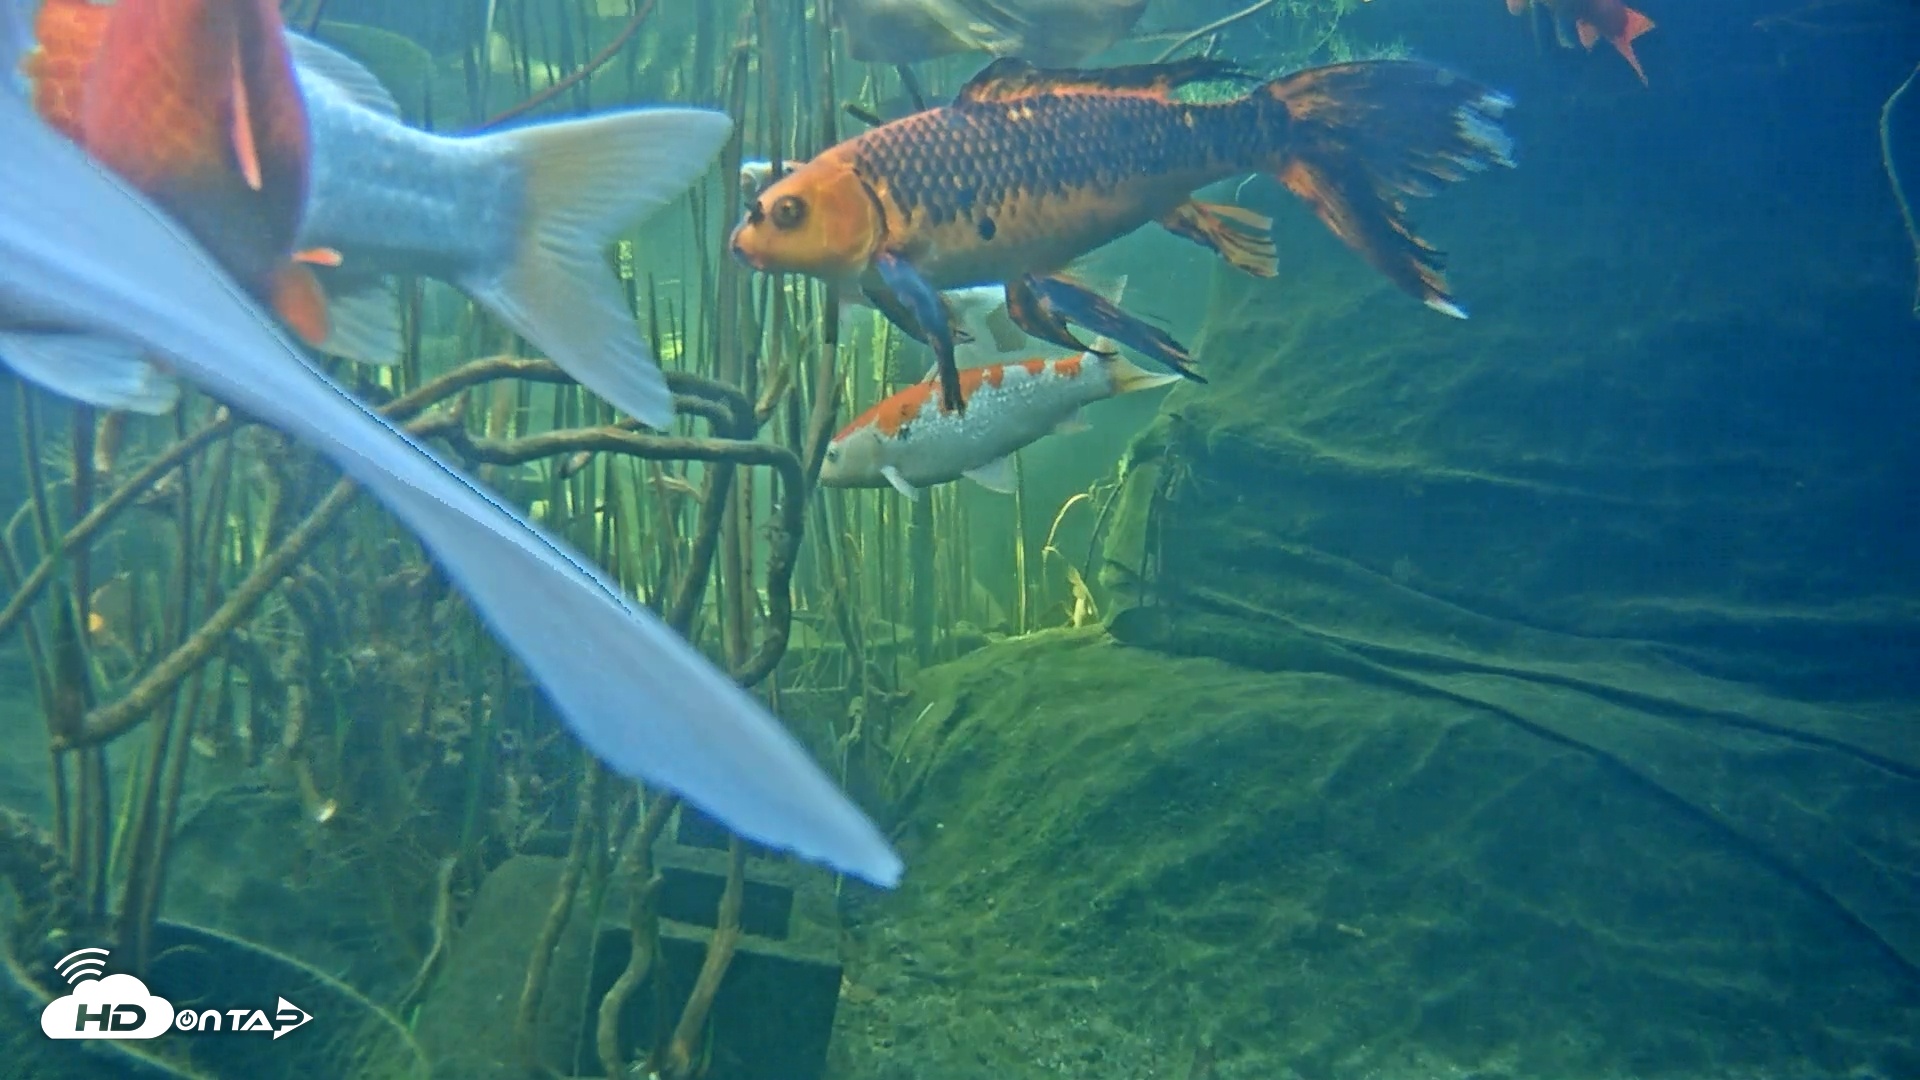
left=732, top=56, right=1516, bottom=414
left=820, top=347, right=1182, bottom=497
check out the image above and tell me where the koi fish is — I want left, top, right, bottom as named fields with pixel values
left=730, top=58, right=1515, bottom=416
left=1507, top=0, right=1656, bottom=85
left=746, top=157, right=1031, bottom=354
left=27, top=0, right=331, bottom=357
left=837, top=0, right=1148, bottom=67
left=0, top=34, right=902, bottom=887
left=28, top=1, right=733, bottom=431
left=820, top=336, right=1179, bottom=499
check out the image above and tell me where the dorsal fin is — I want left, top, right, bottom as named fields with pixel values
left=953, top=57, right=1252, bottom=106
left=284, top=33, right=401, bottom=117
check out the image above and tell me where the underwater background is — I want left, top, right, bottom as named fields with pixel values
left=1, top=0, right=1918, bottom=1078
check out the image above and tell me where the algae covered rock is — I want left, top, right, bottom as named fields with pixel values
left=842, top=60, right=1920, bottom=1077
left=844, top=630, right=1918, bottom=1080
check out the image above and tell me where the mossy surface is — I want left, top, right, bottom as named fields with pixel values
left=835, top=629, right=1919, bottom=1080
left=834, top=63, right=1920, bottom=1077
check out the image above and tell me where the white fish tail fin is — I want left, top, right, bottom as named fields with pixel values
left=0, top=91, right=898, bottom=888
left=338, top=433, right=904, bottom=887
left=463, top=108, right=734, bottom=430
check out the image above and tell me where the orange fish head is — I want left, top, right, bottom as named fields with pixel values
left=728, top=158, right=883, bottom=283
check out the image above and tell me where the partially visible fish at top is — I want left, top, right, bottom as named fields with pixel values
left=27, top=5, right=733, bottom=431
left=836, top=0, right=1148, bottom=67
left=1506, top=0, right=1656, bottom=85
left=15, top=0, right=333, bottom=386
left=730, top=57, right=1515, bottom=416
left=820, top=330, right=1180, bottom=500
left=0, top=50, right=904, bottom=888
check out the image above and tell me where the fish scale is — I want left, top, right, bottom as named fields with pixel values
left=734, top=57, right=1516, bottom=414
left=821, top=353, right=1162, bottom=495
left=855, top=93, right=1260, bottom=232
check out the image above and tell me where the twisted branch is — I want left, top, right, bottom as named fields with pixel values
left=1881, top=61, right=1920, bottom=316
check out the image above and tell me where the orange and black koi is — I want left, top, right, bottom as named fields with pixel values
left=730, top=57, right=1516, bottom=413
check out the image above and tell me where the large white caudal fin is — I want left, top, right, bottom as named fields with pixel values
left=0, top=90, right=903, bottom=888
left=463, top=109, right=734, bottom=431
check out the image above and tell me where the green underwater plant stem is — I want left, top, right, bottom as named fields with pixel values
left=0, top=411, right=237, bottom=645
left=595, top=791, right=674, bottom=1079
left=1155, top=0, right=1279, bottom=62
left=660, top=836, right=744, bottom=1080
left=515, top=756, right=602, bottom=1070
left=62, top=478, right=358, bottom=750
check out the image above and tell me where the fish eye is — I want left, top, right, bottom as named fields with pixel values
left=825, top=446, right=841, bottom=462
left=770, top=195, right=807, bottom=230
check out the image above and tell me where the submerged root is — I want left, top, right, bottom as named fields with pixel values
left=1881, top=61, right=1920, bottom=316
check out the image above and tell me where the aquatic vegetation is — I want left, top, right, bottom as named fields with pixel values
left=3, top=1, right=1909, bottom=1079
left=0, top=0, right=1060, bottom=1074
left=1882, top=61, right=1920, bottom=314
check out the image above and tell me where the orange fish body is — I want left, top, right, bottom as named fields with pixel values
left=1509, top=0, right=1655, bottom=85
left=22, top=0, right=106, bottom=142
left=731, top=58, right=1515, bottom=413
left=27, top=0, right=328, bottom=345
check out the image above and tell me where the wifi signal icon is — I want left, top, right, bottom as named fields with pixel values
left=54, top=948, right=110, bottom=985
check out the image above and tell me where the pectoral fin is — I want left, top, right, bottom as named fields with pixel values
left=270, top=262, right=331, bottom=348
left=1027, top=275, right=1205, bottom=383
left=962, top=454, right=1016, bottom=494
left=229, top=46, right=263, bottom=191
left=983, top=303, right=1028, bottom=352
left=312, top=272, right=403, bottom=366
left=0, top=332, right=179, bottom=414
left=881, top=465, right=921, bottom=499
left=873, top=252, right=964, bottom=413
left=1004, top=275, right=1099, bottom=355
left=1159, top=200, right=1278, bottom=278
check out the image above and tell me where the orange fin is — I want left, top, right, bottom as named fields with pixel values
left=1614, top=8, right=1655, bottom=85
left=294, top=246, right=344, bottom=268
left=1576, top=19, right=1600, bottom=49
left=954, top=56, right=1250, bottom=106
left=271, top=263, right=331, bottom=347
left=1159, top=200, right=1278, bottom=278
left=230, top=46, right=263, bottom=191
left=1505, top=0, right=1529, bottom=14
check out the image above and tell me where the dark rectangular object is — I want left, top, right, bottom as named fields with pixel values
left=575, top=841, right=843, bottom=1080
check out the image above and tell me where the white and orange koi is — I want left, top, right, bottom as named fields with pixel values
left=819, top=339, right=1179, bottom=499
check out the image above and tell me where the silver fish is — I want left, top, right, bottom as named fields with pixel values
left=836, top=0, right=1149, bottom=67
left=282, top=35, right=727, bottom=431
left=820, top=338, right=1179, bottom=499
left=0, top=61, right=902, bottom=888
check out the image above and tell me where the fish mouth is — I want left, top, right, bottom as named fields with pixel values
left=727, top=230, right=765, bottom=271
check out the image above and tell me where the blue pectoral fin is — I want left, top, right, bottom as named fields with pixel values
left=1004, top=275, right=1096, bottom=355
left=1029, top=275, right=1206, bottom=383
left=0, top=332, right=181, bottom=414
left=873, top=252, right=966, bottom=413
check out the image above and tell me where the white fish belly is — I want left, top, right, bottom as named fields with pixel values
left=295, top=74, right=521, bottom=281
left=890, top=362, right=1107, bottom=486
